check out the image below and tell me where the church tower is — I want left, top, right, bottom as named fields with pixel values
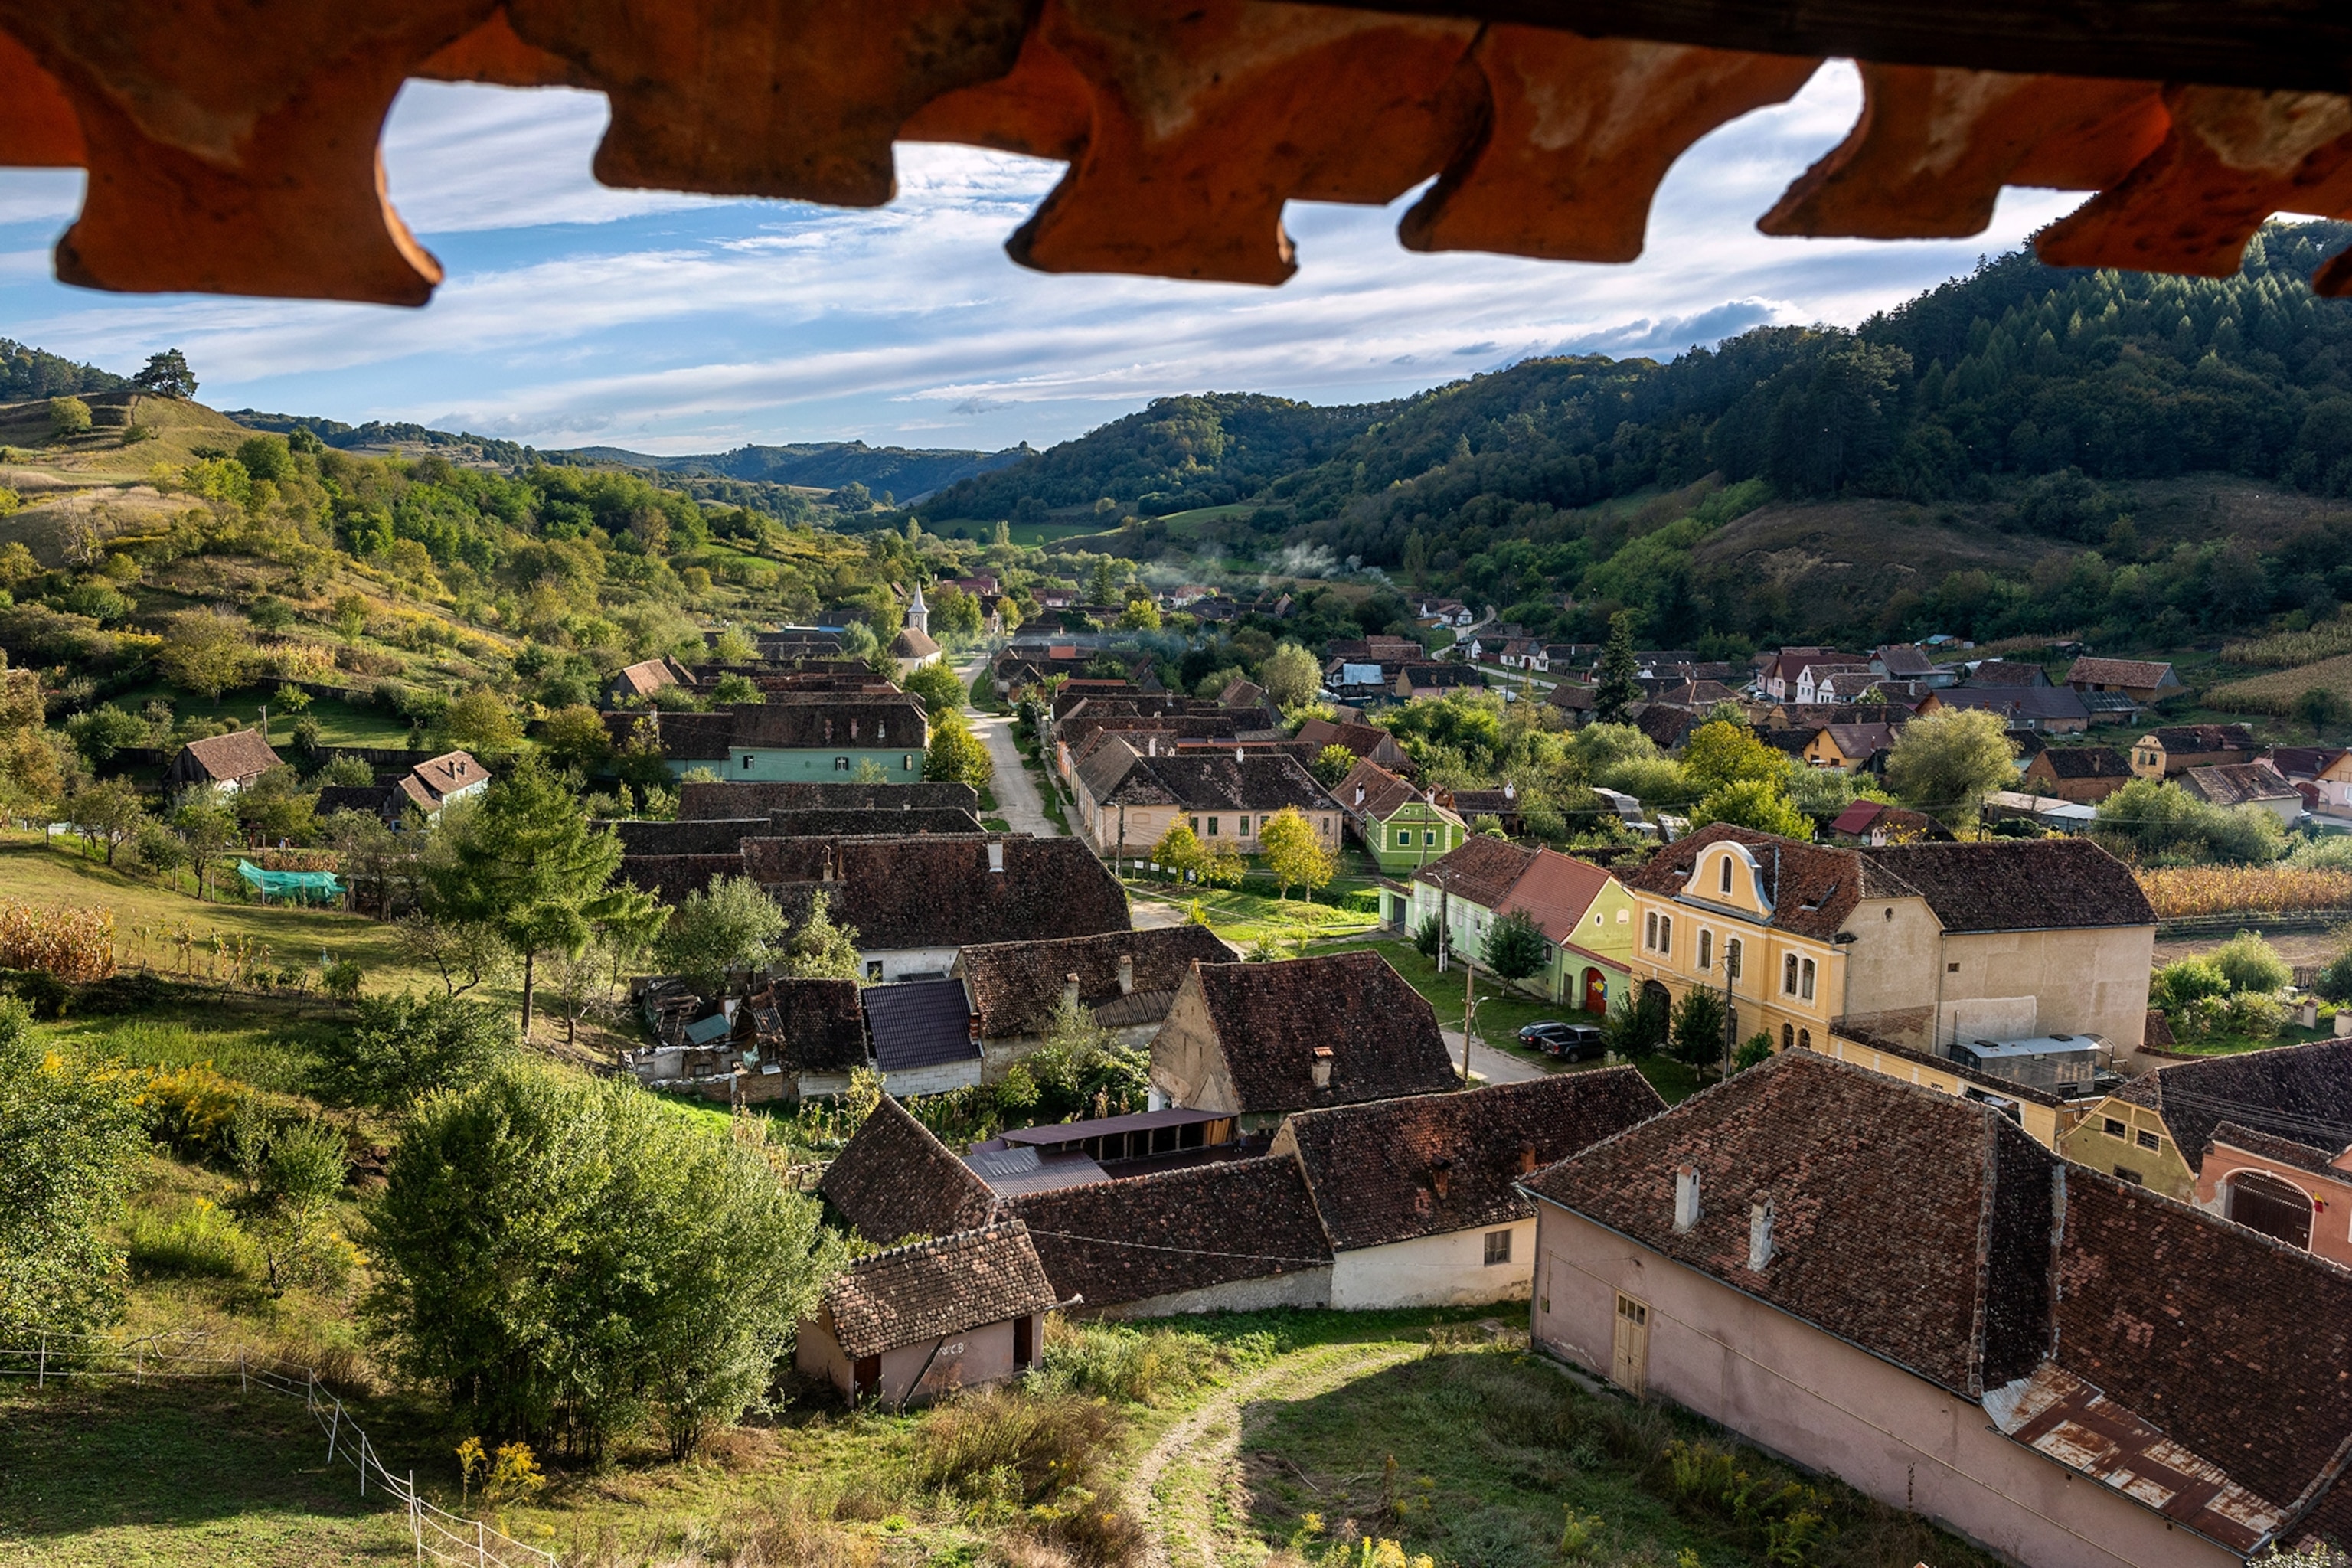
left=906, top=580, right=929, bottom=639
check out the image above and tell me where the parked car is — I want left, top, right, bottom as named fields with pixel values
left=1519, top=1021, right=1606, bottom=1060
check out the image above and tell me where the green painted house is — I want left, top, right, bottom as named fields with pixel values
left=1407, top=837, right=1635, bottom=1012
left=1339, top=758, right=1467, bottom=877
left=629, top=698, right=930, bottom=781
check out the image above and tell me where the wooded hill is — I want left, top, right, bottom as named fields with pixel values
left=922, top=220, right=2352, bottom=652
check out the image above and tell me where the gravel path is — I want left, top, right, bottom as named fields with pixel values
left=1129, top=1341, right=1423, bottom=1568
left=970, top=710, right=1059, bottom=835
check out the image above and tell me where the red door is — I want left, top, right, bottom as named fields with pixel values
left=1583, top=968, right=1607, bottom=1014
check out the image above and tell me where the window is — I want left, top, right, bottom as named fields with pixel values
left=1484, top=1229, right=1513, bottom=1266
left=743, top=755, right=754, bottom=770
left=1724, top=938, right=1742, bottom=982
left=2114, top=1166, right=2145, bottom=1186
left=1424, top=828, right=1436, bottom=846
left=1393, top=827, right=1406, bottom=848
left=1697, top=930, right=1712, bottom=970
left=1798, top=1028, right=1811, bottom=1050
left=1719, top=856, right=1733, bottom=894
left=2103, top=1117, right=2127, bottom=1139
left=1782, top=1024, right=1793, bottom=1050
left=1658, top=916, right=1672, bottom=954
left=834, top=756, right=851, bottom=771
left=1799, top=959, right=1815, bottom=1001
left=1236, top=817, right=1250, bottom=835
left=2135, top=1129, right=2160, bottom=1152
left=903, top=754, right=913, bottom=771
left=1207, top=817, right=1219, bottom=836
left=1946, top=961, right=1960, bottom=973
left=1783, top=954, right=1798, bottom=995
left=1645, top=912, right=1658, bottom=950
left=1190, top=816, right=1200, bottom=834
left=864, top=960, right=883, bottom=982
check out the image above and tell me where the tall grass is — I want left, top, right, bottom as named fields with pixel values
left=126, top=1196, right=253, bottom=1280
left=2135, top=865, right=2352, bottom=918
left=1034, top=1316, right=1250, bottom=1406
left=2223, top=611, right=2352, bottom=668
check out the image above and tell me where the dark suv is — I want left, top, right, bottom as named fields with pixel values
left=1517, top=1021, right=1606, bottom=1060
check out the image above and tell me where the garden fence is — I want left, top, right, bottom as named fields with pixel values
left=0, top=1329, right=556, bottom=1567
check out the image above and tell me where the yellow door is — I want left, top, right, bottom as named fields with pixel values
left=1611, top=1293, right=1650, bottom=1396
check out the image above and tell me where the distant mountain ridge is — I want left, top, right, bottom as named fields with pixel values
left=560, top=439, right=1031, bottom=501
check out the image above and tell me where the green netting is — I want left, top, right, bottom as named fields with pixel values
left=237, top=860, right=345, bottom=903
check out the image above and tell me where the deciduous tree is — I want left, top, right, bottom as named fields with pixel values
left=1258, top=642, right=1321, bottom=710
left=0, top=998, right=145, bottom=1337
left=1883, top=708, right=2018, bottom=828
left=158, top=608, right=253, bottom=703
left=1481, top=909, right=1550, bottom=984
left=924, top=712, right=994, bottom=789
left=1259, top=805, right=1335, bottom=900
left=313, top=991, right=516, bottom=1109
left=658, top=874, right=786, bottom=993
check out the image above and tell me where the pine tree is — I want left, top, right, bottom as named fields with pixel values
left=1593, top=611, right=1641, bottom=724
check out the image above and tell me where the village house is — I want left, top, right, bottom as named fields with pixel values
left=2020, top=746, right=2136, bottom=802
left=1414, top=596, right=1475, bottom=628
left=1622, top=825, right=2158, bottom=1062
left=1821, top=800, right=1952, bottom=846
left=1791, top=660, right=1872, bottom=705
left=1913, top=685, right=2091, bottom=733
left=1964, top=658, right=2051, bottom=687
left=1797, top=721, right=1899, bottom=773
left=1149, top=951, right=1455, bottom=1128
left=1295, top=715, right=1413, bottom=774
left=1868, top=644, right=1955, bottom=688
left=1757, top=648, right=1857, bottom=701
left=1393, top=663, right=1481, bottom=700
left=2130, top=723, right=2258, bottom=779
left=1524, top=1049, right=2352, bottom=1568
left=1409, top=837, right=1635, bottom=1012
left=1008, top=1155, right=1334, bottom=1317
left=2056, top=1040, right=2352, bottom=1209
left=1336, top=759, right=1465, bottom=884
left=863, top=977, right=983, bottom=1095
left=2270, top=745, right=2352, bottom=816
left=2179, top=759, right=2304, bottom=825
left=315, top=749, right=493, bottom=830
left=168, top=729, right=283, bottom=795
left=2194, top=1120, right=2352, bottom=1266
left=733, top=978, right=868, bottom=1102
left=794, top=1222, right=1061, bottom=1406
left=1074, top=742, right=1342, bottom=862
left=1272, top=1071, right=1664, bottom=1308
left=728, top=696, right=930, bottom=782
left=954, top=924, right=1238, bottom=1071
left=603, top=653, right=694, bottom=707
left=2063, top=655, right=2186, bottom=707
left=675, top=779, right=980, bottom=818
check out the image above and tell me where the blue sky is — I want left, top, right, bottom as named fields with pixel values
left=0, top=63, right=2086, bottom=456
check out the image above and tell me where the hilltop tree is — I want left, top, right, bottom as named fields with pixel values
left=426, top=753, right=660, bottom=1037
left=132, top=348, right=198, bottom=399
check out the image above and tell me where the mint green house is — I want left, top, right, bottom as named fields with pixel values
left=1339, top=759, right=1467, bottom=876
left=727, top=697, right=929, bottom=781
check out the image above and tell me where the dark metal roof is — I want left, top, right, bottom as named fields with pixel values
left=998, top=1108, right=1230, bottom=1146
left=864, top=978, right=978, bottom=1072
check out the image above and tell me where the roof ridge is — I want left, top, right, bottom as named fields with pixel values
left=849, top=1217, right=1031, bottom=1270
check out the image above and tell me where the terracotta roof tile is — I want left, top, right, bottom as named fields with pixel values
left=2064, top=656, right=2177, bottom=689
left=959, top=925, right=1236, bottom=1040
left=750, top=835, right=1132, bottom=951
left=1410, top=835, right=1536, bottom=907
left=177, top=729, right=284, bottom=782
left=1854, top=838, right=2156, bottom=932
left=732, top=697, right=926, bottom=750
left=2207, top=1120, right=2349, bottom=1177
left=1097, top=750, right=1340, bottom=813
left=1183, top=951, right=1455, bottom=1112
left=2122, top=1040, right=2352, bottom=1168
left=677, top=780, right=978, bottom=818
left=2180, top=760, right=2300, bottom=808
left=1622, top=825, right=1887, bottom=942
left=820, top=1096, right=998, bottom=1243
left=1006, top=1155, right=1331, bottom=1309
left=821, top=1220, right=1059, bottom=1360
left=1279, top=1070, right=1663, bottom=1250
left=2033, top=746, right=2133, bottom=779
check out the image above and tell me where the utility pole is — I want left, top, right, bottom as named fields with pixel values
left=1462, top=948, right=1478, bottom=1086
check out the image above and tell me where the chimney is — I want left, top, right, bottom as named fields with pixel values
left=1430, top=1157, right=1452, bottom=1199
left=988, top=841, right=1004, bottom=873
left=1310, top=1046, right=1334, bottom=1089
left=822, top=845, right=835, bottom=883
left=1118, top=955, right=1135, bottom=995
left=1063, top=972, right=1081, bottom=1010
left=1517, top=1142, right=1537, bottom=1176
left=1673, top=1165, right=1701, bottom=1233
left=1354, top=785, right=1365, bottom=806
left=1748, top=1196, right=1775, bottom=1270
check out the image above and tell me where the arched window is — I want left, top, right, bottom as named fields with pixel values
left=1697, top=930, right=1713, bottom=970
left=1782, top=1024, right=1794, bottom=1050
left=1725, top=938, right=1742, bottom=983
left=1798, top=1029, right=1811, bottom=1050
left=1659, top=915, right=1672, bottom=954
left=1800, top=959, right=1816, bottom=1001
left=1645, top=911, right=1658, bottom=949
left=1783, top=953, right=1799, bottom=995
left=1719, top=856, right=1733, bottom=894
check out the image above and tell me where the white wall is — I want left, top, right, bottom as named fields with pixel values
left=1330, top=1220, right=1535, bottom=1309
left=1530, top=1204, right=2240, bottom=1568
left=866, top=946, right=962, bottom=982
left=880, top=1060, right=984, bottom=1097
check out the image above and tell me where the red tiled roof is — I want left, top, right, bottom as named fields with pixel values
left=820, top=1095, right=998, bottom=1244
left=821, top=1221, right=1059, bottom=1359
left=1184, top=951, right=1455, bottom=1113
left=1006, top=1155, right=1331, bottom=1310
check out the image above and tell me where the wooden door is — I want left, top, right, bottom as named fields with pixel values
left=2229, top=1171, right=2314, bottom=1249
left=1610, top=1293, right=1649, bottom=1396
left=1583, top=968, right=1608, bottom=1014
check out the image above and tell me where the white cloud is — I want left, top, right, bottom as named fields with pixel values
left=0, top=62, right=2096, bottom=450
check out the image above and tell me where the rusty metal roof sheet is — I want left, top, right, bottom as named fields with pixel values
left=1985, top=1361, right=2288, bottom=1555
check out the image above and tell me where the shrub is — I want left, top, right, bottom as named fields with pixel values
left=133, top=1060, right=247, bottom=1159
left=2212, top=930, right=2292, bottom=994
left=2314, top=947, right=2352, bottom=1004
left=2152, top=957, right=2228, bottom=1011
left=312, top=991, right=514, bottom=1109
left=909, top=1386, right=1121, bottom=1505
left=2223, top=992, right=2289, bottom=1040
left=0, top=998, right=148, bottom=1336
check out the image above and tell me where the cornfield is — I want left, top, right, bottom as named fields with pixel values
left=0, top=898, right=116, bottom=982
left=2207, top=653, right=2352, bottom=716
left=2135, top=866, right=2352, bottom=919
left=2222, top=612, right=2352, bottom=668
